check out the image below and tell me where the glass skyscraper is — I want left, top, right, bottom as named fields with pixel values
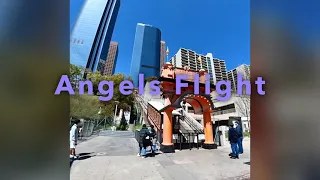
left=130, top=23, right=161, bottom=87
left=70, top=0, right=86, bottom=32
left=70, top=0, right=120, bottom=74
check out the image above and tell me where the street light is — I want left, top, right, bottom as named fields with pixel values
left=113, top=101, right=119, bottom=126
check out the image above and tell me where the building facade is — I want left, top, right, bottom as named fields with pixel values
left=97, top=59, right=106, bottom=74
left=211, top=92, right=251, bottom=132
left=70, top=0, right=120, bottom=75
left=170, top=48, right=227, bottom=84
left=227, top=64, right=250, bottom=92
left=70, top=0, right=86, bottom=32
left=130, top=23, right=161, bottom=87
left=160, top=41, right=166, bottom=70
left=206, top=53, right=228, bottom=84
left=103, top=41, right=118, bottom=75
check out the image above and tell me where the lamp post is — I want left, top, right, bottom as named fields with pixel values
left=113, top=101, right=119, bottom=126
left=98, top=106, right=108, bottom=129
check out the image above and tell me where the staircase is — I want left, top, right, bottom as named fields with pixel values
left=134, top=94, right=209, bottom=146
left=134, top=94, right=150, bottom=126
left=181, top=109, right=204, bottom=134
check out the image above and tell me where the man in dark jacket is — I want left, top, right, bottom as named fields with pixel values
left=137, top=124, right=151, bottom=158
left=228, top=124, right=239, bottom=159
left=235, top=121, right=244, bottom=154
left=235, top=122, right=243, bottom=154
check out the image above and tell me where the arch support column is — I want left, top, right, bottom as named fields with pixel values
left=160, top=95, right=175, bottom=153
left=203, top=111, right=217, bottom=149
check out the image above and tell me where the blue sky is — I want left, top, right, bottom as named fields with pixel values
left=71, top=0, right=250, bottom=75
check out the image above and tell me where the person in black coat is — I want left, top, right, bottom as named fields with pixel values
left=228, top=124, right=239, bottom=159
left=137, top=124, right=151, bottom=158
left=149, top=125, right=157, bottom=155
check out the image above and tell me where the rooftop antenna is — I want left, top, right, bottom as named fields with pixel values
left=166, top=46, right=169, bottom=62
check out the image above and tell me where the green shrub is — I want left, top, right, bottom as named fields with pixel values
left=243, top=132, right=250, bottom=137
left=135, top=123, right=143, bottom=130
left=116, top=118, right=128, bottom=130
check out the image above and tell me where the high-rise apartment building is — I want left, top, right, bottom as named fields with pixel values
left=103, top=41, right=118, bottom=76
left=130, top=23, right=161, bottom=87
left=70, top=0, right=120, bottom=75
left=160, top=41, right=166, bottom=70
left=227, top=64, right=250, bottom=92
left=206, top=53, right=228, bottom=84
left=170, top=48, right=227, bottom=84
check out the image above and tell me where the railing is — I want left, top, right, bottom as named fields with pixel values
left=134, top=95, right=149, bottom=125
left=134, top=94, right=205, bottom=150
left=182, top=110, right=204, bottom=134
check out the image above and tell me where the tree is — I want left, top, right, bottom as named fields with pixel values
left=233, top=71, right=251, bottom=132
left=70, top=64, right=84, bottom=89
left=86, top=71, right=103, bottom=95
left=117, top=112, right=128, bottom=130
left=85, top=72, right=135, bottom=117
left=144, top=76, right=158, bottom=85
left=69, top=66, right=135, bottom=121
left=232, top=69, right=251, bottom=131
left=70, top=94, right=103, bottom=120
left=234, top=94, right=250, bottom=118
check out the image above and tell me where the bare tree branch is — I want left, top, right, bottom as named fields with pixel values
left=234, top=94, right=250, bottom=118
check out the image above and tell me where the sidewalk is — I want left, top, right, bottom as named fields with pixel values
left=70, top=135, right=250, bottom=180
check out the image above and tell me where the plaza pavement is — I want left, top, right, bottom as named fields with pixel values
left=70, top=131, right=250, bottom=180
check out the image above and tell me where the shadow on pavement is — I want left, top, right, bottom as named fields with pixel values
left=78, top=155, right=95, bottom=160
left=78, top=152, right=94, bottom=156
left=244, top=161, right=250, bottom=165
left=70, top=153, right=96, bottom=167
left=144, top=152, right=162, bottom=158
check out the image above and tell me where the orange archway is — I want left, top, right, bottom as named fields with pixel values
left=159, top=63, right=216, bottom=153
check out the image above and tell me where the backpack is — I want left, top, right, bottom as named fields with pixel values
left=139, top=129, right=149, bottom=142
left=144, top=132, right=150, bottom=140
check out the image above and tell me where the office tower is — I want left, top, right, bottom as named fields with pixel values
left=97, top=59, right=106, bottom=74
left=160, top=41, right=166, bottom=70
left=130, top=23, right=161, bottom=87
left=227, top=64, right=250, bottom=92
left=70, top=0, right=86, bottom=32
left=70, top=0, right=120, bottom=75
left=103, top=41, right=118, bottom=76
left=169, top=48, right=227, bottom=84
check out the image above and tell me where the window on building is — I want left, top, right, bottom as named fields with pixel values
left=73, top=39, right=76, bottom=43
left=81, top=40, right=84, bottom=44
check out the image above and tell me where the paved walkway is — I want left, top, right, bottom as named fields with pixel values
left=70, top=131, right=250, bottom=180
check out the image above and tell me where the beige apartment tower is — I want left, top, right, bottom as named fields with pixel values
left=170, top=48, right=227, bottom=84
left=227, top=64, right=250, bottom=92
left=103, top=41, right=118, bottom=76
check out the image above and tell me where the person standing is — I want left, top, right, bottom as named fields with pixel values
left=137, top=124, right=150, bottom=158
left=228, top=124, right=239, bottom=159
left=235, top=121, right=244, bottom=154
left=70, top=119, right=81, bottom=159
left=149, top=125, right=157, bottom=156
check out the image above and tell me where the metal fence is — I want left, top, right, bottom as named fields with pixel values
left=81, top=120, right=95, bottom=137
left=70, top=118, right=112, bottom=139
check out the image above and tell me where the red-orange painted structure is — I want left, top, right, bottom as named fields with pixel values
left=159, top=62, right=216, bottom=152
